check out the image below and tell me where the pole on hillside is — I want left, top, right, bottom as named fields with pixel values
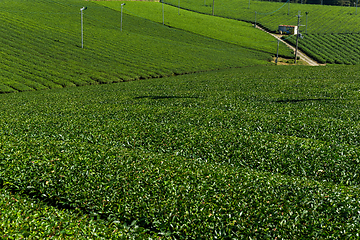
left=81, top=9, right=83, bottom=48
left=80, top=7, right=87, bottom=49
left=275, top=39, right=280, bottom=64
left=356, top=0, right=358, bottom=14
left=288, top=1, right=290, bottom=15
left=162, top=1, right=164, bottom=25
left=121, top=3, right=125, bottom=32
left=294, top=13, right=301, bottom=64
left=212, top=0, right=215, bottom=15
left=254, top=11, right=257, bottom=28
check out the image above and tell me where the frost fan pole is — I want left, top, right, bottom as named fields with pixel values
left=254, top=11, right=257, bottom=28
left=305, top=12, right=309, bottom=33
left=212, top=0, right=215, bottom=15
left=275, top=39, right=279, bottom=64
left=294, top=13, right=301, bottom=64
left=121, top=3, right=125, bottom=32
left=80, top=7, right=87, bottom=49
left=162, top=1, right=164, bottom=25
left=288, top=1, right=290, bottom=15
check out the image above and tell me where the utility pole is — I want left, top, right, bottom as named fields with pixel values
left=288, top=1, right=290, bottom=15
left=254, top=11, right=257, bottom=28
left=121, top=3, right=125, bottom=32
left=356, top=0, right=358, bottom=14
left=212, top=0, right=215, bottom=15
left=162, top=0, right=164, bottom=25
left=294, top=12, right=301, bottom=64
left=275, top=39, right=280, bottom=64
left=80, top=7, right=87, bottom=49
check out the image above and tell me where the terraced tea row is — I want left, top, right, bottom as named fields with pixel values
left=0, top=0, right=272, bottom=93
left=286, top=33, right=360, bottom=64
left=163, top=0, right=360, bottom=34
left=2, top=65, right=360, bottom=238
left=160, top=0, right=360, bottom=65
left=97, top=1, right=293, bottom=57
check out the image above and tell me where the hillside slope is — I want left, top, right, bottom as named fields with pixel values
left=97, top=0, right=293, bottom=57
left=0, top=0, right=272, bottom=94
left=2, top=64, right=360, bottom=238
left=162, top=0, right=360, bottom=34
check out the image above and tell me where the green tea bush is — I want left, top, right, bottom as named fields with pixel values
left=2, top=65, right=360, bottom=237
left=98, top=1, right=293, bottom=58
left=285, top=33, right=360, bottom=65
left=0, top=188, right=150, bottom=239
left=0, top=0, right=271, bottom=94
left=162, top=0, right=360, bottom=34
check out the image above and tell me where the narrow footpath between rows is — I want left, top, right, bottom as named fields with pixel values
left=255, top=25, right=320, bottom=66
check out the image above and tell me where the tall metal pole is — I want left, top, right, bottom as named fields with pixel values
left=80, top=7, right=87, bottom=48
left=212, top=0, right=215, bottom=15
left=81, top=9, right=83, bottom=48
left=254, top=11, right=257, bottom=28
left=162, top=1, right=164, bottom=25
left=121, top=3, right=125, bottom=32
left=288, top=1, right=290, bottom=15
left=275, top=39, right=280, bottom=64
left=294, top=13, right=301, bottom=64
left=356, top=0, right=358, bottom=14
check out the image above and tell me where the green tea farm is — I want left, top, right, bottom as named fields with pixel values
left=1, top=0, right=360, bottom=239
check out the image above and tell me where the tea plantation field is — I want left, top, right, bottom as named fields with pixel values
left=96, top=1, right=292, bottom=57
left=163, top=0, right=360, bottom=34
left=0, top=0, right=274, bottom=94
left=286, top=33, right=360, bottom=65
left=2, top=64, right=360, bottom=238
left=162, top=0, right=360, bottom=65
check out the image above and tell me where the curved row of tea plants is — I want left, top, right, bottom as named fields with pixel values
left=96, top=1, right=293, bottom=58
left=0, top=188, right=146, bottom=239
left=159, top=0, right=360, bottom=65
left=162, top=0, right=360, bottom=34
left=2, top=65, right=360, bottom=238
left=285, top=33, right=360, bottom=64
left=0, top=0, right=271, bottom=94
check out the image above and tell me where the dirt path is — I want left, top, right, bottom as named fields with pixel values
left=255, top=25, right=321, bottom=66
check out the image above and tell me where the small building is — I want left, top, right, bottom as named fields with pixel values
left=278, top=25, right=298, bottom=35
